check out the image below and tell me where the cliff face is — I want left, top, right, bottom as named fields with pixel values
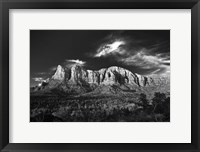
left=33, top=64, right=170, bottom=95
left=51, top=65, right=153, bottom=86
left=52, top=65, right=65, bottom=81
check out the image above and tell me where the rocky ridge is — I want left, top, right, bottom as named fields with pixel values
left=32, top=65, right=170, bottom=95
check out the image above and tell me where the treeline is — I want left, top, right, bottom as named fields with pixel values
left=138, top=92, right=170, bottom=122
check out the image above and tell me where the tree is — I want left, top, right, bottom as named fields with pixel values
left=139, top=93, right=148, bottom=109
left=152, top=92, right=167, bottom=113
left=163, top=97, right=170, bottom=121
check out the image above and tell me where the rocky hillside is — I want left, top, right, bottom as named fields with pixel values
left=31, top=65, right=170, bottom=96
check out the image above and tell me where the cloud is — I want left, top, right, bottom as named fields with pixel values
left=92, top=37, right=170, bottom=75
left=149, top=66, right=169, bottom=75
left=32, top=77, right=45, bottom=82
left=94, top=40, right=126, bottom=57
left=121, top=51, right=170, bottom=69
left=32, top=77, right=50, bottom=86
left=66, top=59, right=86, bottom=65
left=150, top=69, right=161, bottom=74
left=49, top=66, right=57, bottom=72
left=35, top=72, right=46, bottom=75
left=91, top=31, right=170, bottom=75
left=120, top=50, right=170, bottom=75
left=64, top=59, right=86, bottom=68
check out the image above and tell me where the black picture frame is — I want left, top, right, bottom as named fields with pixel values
left=0, top=0, right=200, bottom=151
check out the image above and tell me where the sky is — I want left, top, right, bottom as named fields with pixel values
left=30, top=30, right=170, bottom=86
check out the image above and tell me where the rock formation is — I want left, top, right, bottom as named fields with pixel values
left=52, top=65, right=65, bottom=81
left=32, top=64, right=170, bottom=95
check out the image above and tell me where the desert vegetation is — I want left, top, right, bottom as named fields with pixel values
left=30, top=92, right=170, bottom=122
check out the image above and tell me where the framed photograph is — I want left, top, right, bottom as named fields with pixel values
left=0, top=0, right=200, bottom=151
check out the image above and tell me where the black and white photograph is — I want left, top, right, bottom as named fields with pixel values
left=30, top=30, right=170, bottom=122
